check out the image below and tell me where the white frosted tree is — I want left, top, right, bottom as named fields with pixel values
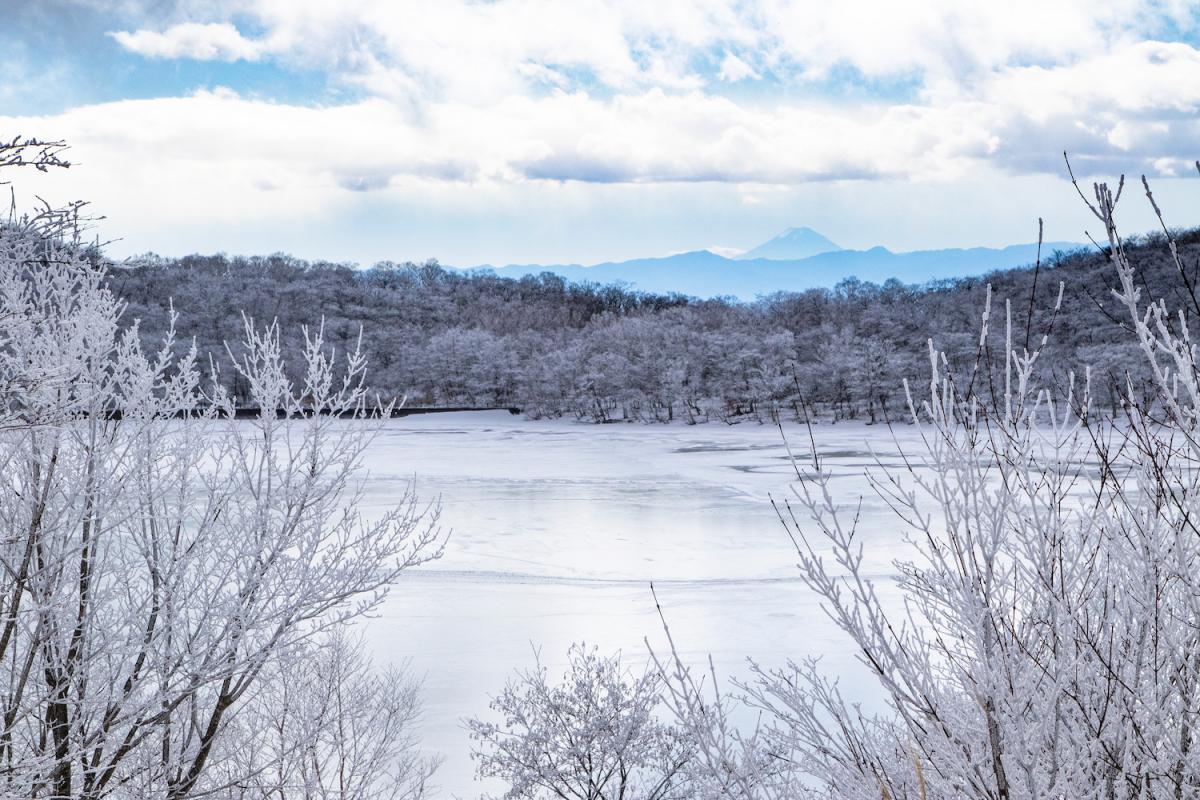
left=468, top=644, right=693, bottom=800
left=658, top=166, right=1200, bottom=800
left=0, top=139, right=442, bottom=798
left=210, top=630, right=439, bottom=800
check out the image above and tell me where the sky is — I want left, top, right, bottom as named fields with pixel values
left=3, top=0, right=1200, bottom=269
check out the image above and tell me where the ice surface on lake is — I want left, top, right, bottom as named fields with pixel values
left=359, top=412, right=922, bottom=797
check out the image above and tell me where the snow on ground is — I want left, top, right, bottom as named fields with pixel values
left=357, top=412, right=923, bottom=797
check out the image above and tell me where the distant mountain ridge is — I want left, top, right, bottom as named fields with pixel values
left=463, top=227, right=1082, bottom=300
left=736, top=226, right=842, bottom=261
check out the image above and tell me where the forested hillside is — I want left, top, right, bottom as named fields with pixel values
left=109, top=230, right=1199, bottom=423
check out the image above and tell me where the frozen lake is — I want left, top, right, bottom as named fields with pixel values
left=359, top=412, right=919, bottom=797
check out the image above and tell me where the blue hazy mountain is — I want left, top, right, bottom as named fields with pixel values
left=466, top=229, right=1081, bottom=300
left=736, top=226, right=842, bottom=260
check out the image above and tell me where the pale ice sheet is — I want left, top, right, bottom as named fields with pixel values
left=358, top=412, right=924, bottom=798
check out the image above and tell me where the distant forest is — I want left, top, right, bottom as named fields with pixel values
left=108, top=230, right=1200, bottom=423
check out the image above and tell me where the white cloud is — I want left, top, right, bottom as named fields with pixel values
left=9, top=30, right=1198, bottom=219
left=94, top=2, right=1200, bottom=173
left=718, top=53, right=759, bottom=82
left=107, top=0, right=1193, bottom=99
left=109, top=22, right=267, bottom=61
left=981, top=40, right=1200, bottom=117
left=23, top=1, right=1200, bottom=209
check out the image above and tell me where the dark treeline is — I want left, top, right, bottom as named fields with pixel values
left=108, top=230, right=1200, bottom=423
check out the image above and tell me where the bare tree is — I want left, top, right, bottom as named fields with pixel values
left=0, top=136, right=70, bottom=176
left=212, top=629, right=439, bottom=800
left=0, top=144, right=443, bottom=798
left=655, top=166, right=1200, bottom=800
left=468, top=644, right=692, bottom=800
